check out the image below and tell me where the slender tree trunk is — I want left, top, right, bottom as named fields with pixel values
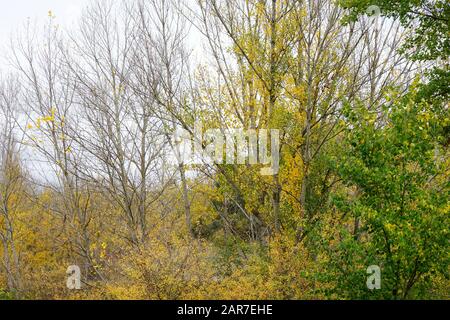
left=179, top=163, right=193, bottom=237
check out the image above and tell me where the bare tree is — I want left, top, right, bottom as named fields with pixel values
left=9, top=16, right=97, bottom=280
left=127, top=0, right=196, bottom=237
left=64, top=0, right=173, bottom=246
left=0, top=75, right=24, bottom=296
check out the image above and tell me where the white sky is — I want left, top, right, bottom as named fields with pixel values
left=0, top=0, right=206, bottom=183
left=0, top=0, right=206, bottom=71
left=0, top=1, right=91, bottom=183
left=0, top=0, right=91, bottom=69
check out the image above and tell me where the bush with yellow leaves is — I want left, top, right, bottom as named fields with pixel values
left=103, top=217, right=215, bottom=300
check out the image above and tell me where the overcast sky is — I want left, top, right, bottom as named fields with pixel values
left=0, top=0, right=205, bottom=71
left=0, top=0, right=90, bottom=68
left=0, top=1, right=91, bottom=181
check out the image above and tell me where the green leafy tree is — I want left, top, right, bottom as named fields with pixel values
left=341, top=0, right=449, bottom=61
left=328, top=86, right=449, bottom=299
